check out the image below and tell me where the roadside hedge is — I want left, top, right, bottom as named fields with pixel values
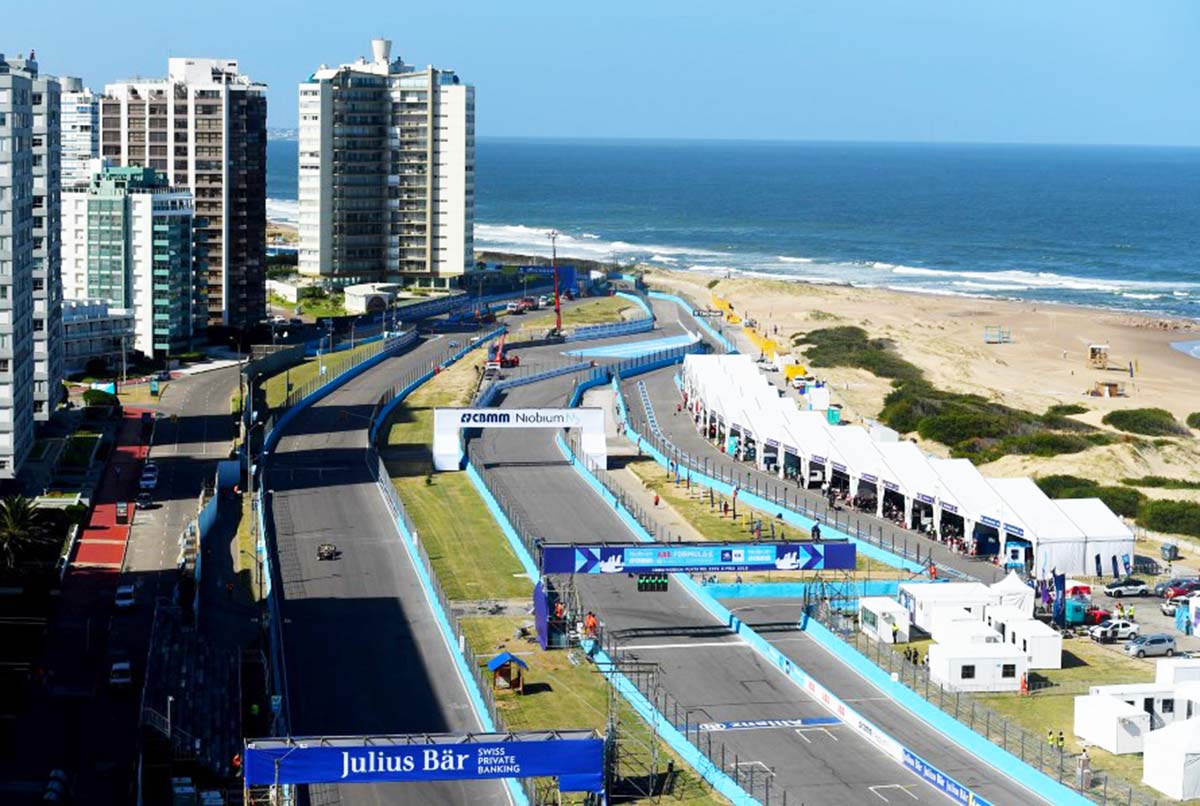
left=1139, top=500, right=1200, bottom=538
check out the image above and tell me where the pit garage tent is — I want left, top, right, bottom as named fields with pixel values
left=1056, top=498, right=1135, bottom=580
left=990, top=477, right=1088, bottom=577
left=928, top=458, right=1004, bottom=539
left=782, top=409, right=848, bottom=483
left=1143, top=717, right=1200, bottom=801
left=989, top=571, right=1035, bottom=617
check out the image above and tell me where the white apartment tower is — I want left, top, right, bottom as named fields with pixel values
left=298, top=39, right=474, bottom=287
left=0, top=55, right=39, bottom=477
left=5, top=55, right=62, bottom=429
left=102, top=58, right=267, bottom=329
left=59, top=76, right=101, bottom=188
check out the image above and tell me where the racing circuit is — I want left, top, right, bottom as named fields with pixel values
left=257, top=290, right=1077, bottom=805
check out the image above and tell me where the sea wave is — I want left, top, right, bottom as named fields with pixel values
left=266, top=198, right=299, bottom=227
left=475, top=223, right=726, bottom=261
left=777, top=256, right=814, bottom=264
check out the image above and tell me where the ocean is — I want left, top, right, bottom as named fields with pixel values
left=266, top=137, right=1200, bottom=319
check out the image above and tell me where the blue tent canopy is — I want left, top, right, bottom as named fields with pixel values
left=487, top=651, right=529, bottom=673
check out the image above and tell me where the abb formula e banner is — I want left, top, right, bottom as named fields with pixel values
left=542, top=541, right=856, bottom=575
left=245, top=734, right=604, bottom=792
left=433, top=407, right=606, bottom=471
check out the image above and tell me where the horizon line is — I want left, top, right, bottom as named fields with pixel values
left=263, top=130, right=1200, bottom=150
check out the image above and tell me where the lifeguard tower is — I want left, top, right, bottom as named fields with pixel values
left=983, top=325, right=1012, bottom=345
left=1089, top=344, right=1110, bottom=370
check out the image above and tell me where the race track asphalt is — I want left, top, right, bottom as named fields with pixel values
left=266, top=337, right=509, bottom=806
left=464, top=318, right=1051, bottom=806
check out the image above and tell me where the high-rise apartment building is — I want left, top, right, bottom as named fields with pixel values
left=62, top=167, right=202, bottom=359
left=0, top=55, right=38, bottom=477
left=298, top=39, right=474, bottom=287
left=4, top=55, right=62, bottom=427
left=102, top=58, right=267, bottom=329
left=59, top=76, right=101, bottom=188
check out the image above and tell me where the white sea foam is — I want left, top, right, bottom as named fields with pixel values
left=649, top=255, right=679, bottom=264
left=266, top=198, right=299, bottom=227
left=474, top=223, right=724, bottom=261
left=1121, top=292, right=1165, bottom=301
left=776, top=256, right=814, bottom=264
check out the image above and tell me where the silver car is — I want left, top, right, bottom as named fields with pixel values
left=1125, top=633, right=1176, bottom=659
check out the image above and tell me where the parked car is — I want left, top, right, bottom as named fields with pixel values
left=1162, top=598, right=1182, bottom=617
left=138, top=468, right=159, bottom=491
left=1089, top=619, right=1140, bottom=642
left=1105, top=577, right=1150, bottom=597
left=113, top=584, right=136, bottom=609
left=109, top=659, right=133, bottom=688
left=1125, top=634, right=1176, bottom=658
left=135, top=492, right=155, bottom=509
left=1083, top=605, right=1112, bottom=625
left=1164, top=580, right=1200, bottom=600
left=1154, top=577, right=1197, bottom=597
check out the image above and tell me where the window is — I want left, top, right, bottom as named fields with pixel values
left=1001, top=664, right=1016, bottom=679
left=961, top=665, right=976, bottom=680
left=1164, top=699, right=1175, bottom=715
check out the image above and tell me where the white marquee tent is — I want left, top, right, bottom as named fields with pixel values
left=990, top=571, right=1035, bottom=616
left=1057, top=498, right=1135, bottom=578
left=991, top=477, right=1087, bottom=576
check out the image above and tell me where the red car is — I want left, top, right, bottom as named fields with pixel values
left=1083, top=606, right=1112, bottom=626
left=1165, top=581, right=1200, bottom=600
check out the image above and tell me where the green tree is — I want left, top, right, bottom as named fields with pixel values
left=0, top=496, right=52, bottom=575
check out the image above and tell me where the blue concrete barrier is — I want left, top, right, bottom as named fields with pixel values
left=648, top=290, right=737, bottom=352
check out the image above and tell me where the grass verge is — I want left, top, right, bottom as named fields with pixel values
left=517, top=297, right=635, bottom=333
left=261, top=341, right=381, bottom=410
left=975, top=636, right=1157, bottom=797
left=461, top=616, right=728, bottom=806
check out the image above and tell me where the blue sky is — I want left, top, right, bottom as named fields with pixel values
left=10, top=0, right=1199, bottom=145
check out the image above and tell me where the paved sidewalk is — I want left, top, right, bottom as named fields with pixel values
left=71, top=408, right=150, bottom=569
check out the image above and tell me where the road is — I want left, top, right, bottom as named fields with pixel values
left=466, top=333, right=1048, bottom=805
left=265, top=336, right=510, bottom=806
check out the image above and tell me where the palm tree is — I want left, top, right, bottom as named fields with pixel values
left=0, top=495, right=52, bottom=575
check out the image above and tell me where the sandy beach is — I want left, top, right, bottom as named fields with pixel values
left=647, top=268, right=1200, bottom=488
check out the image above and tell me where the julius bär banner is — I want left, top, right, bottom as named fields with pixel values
left=245, top=736, right=604, bottom=792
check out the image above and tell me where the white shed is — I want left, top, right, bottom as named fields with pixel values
left=983, top=604, right=1030, bottom=637
left=859, top=597, right=911, bottom=644
left=1006, top=618, right=1063, bottom=670
left=928, top=642, right=1027, bottom=693
left=934, top=619, right=1002, bottom=645
left=1158, top=659, right=1200, bottom=688
left=1073, top=694, right=1151, bottom=755
left=898, top=582, right=1002, bottom=634
left=1143, top=717, right=1200, bottom=801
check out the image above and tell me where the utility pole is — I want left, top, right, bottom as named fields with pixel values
left=550, top=229, right=562, bottom=333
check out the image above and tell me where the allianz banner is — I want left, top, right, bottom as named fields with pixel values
left=244, top=737, right=604, bottom=792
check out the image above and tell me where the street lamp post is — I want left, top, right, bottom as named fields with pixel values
left=549, top=229, right=562, bottom=333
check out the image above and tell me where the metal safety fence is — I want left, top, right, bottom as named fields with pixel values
left=620, top=387, right=977, bottom=580
left=807, top=601, right=1161, bottom=806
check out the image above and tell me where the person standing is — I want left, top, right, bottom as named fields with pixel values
left=892, top=622, right=900, bottom=645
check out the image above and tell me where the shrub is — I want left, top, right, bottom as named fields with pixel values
left=1139, top=499, right=1200, bottom=538
left=1092, top=486, right=1146, bottom=518
left=795, top=326, right=925, bottom=383
left=1188, top=412, right=1200, bottom=429
left=1123, top=475, right=1200, bottom=490
left=706, top=279, right=720, bottom=289
left=1101, top=408, right=1187, bottom=436
left=1034, top=474, right=1098, bottom=498
left=918, top=411, right=1009, bottom=445
left=1045, top=403, right=1088, bottom=417
left=994, top=432, right=1092, bottom=458
left=81, top=389, right=119, bottom=408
